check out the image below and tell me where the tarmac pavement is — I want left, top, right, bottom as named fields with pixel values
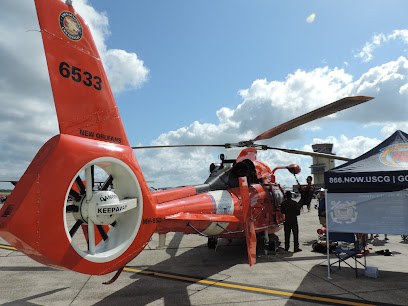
left=1, top=198, right=408, bottom=305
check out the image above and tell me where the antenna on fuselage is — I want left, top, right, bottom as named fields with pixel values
left=65, top=0, right=73, bottom=6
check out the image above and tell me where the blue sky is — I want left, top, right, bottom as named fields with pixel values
left=86, top=0, right=406, bottom=138
left=86, top=0, right=408, bottom=144
left=1, top=0, right=408, bottom=189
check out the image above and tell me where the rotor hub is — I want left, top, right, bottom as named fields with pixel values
left=83, top=191, right=118, bottom=225
left=80, top=190, right=138, bottom=226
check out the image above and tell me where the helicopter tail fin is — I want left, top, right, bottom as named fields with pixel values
left=0, top=0, right=157, bottom=276
left=35, top=0, right=129, bottom=146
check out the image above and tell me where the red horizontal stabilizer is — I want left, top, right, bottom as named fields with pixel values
left=166, top=213, right=240, bottom=223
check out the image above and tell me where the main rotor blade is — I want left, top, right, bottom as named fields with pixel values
left=254, top=96, right=373, bottom=141
left=132, top=144, right=225, bottom=149
left=267, top=147, right=352, bottom=161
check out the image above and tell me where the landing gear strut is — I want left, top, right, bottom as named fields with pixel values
left=263, top=230, right=279, bottom=255
left=208, top=237, right=218, bottom=249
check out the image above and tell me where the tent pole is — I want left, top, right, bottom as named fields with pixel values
left=326, top=190, right=332, bottom=279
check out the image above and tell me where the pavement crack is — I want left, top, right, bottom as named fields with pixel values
left=69, top=274, right=92, bottom=306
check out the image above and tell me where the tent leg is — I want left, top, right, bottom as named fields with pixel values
left=326, top=191, right=332, bottom=279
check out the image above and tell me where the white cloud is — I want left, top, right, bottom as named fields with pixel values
left=138, top=59, right=408, bottom=187
left=341, top=56, right=408, bottom=124
left=0, top=0, right=56, bottom=186
left=355, top=30, right=408, bottom=62
left=380, top=123, right=408, bottom=138
left=67, top=0, right=150, bottom=93
left=234, top=67, right=352, bottom=141
left=140, top=64, right=379, bottom=157
left=103, top=49, right=149, bottom=92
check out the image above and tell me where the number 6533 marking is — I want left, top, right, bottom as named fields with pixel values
left=59, top=61, right=102, bottom=90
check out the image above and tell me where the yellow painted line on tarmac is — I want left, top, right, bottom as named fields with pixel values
left=0, top=244, right=17, bottom=251
left=0, top=245, right=375, bottom=306
left=124, top=267, right=376, bottom=306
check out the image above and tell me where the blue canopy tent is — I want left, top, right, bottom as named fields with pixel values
left=324, top=130, right=408, bottom=277
left=325, top=130, right=408, bottom=235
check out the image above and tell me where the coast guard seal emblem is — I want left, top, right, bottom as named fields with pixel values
left=59, top=11, right=83, bottom=41
left=330, top=200, right=358, bottom=224
left=379, top=144, right=408, bottom=167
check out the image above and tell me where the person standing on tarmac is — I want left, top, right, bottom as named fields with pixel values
left=281, top=191, right=302, bottom=252
left=298, top=176, right=315, bottom=212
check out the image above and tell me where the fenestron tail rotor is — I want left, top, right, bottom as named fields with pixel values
left=64, top=158, right=143, bottom=259
left=131, top=96, right=373, bottom=161
left=66, top=164, right=111, bottom=254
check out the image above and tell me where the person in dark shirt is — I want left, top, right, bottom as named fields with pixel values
left=298, top=176, right=315, bottom=212
left=281, top=191, right=302, bottom=252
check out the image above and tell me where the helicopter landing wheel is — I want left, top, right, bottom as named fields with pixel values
left=208, top=237, right=218, bottom=249
left=64, top=157, right=143, bottom=263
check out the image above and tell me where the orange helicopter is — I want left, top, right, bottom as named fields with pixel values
left=0, top=0, right=373, bottom=281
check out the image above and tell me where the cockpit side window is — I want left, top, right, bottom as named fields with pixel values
left=273, top=190, right=284, bottom=206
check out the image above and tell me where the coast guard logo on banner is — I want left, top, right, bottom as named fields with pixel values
left=379, top=144, right=408, bottom=167
left=330, top=200, right=358, bottom=224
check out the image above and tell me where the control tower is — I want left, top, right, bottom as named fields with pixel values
left=310, top=143, right=335, bottom=189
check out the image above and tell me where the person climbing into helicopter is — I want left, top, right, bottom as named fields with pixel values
left=281, top=191, right=302, bottom=252
left=298, top=176, right=315, bottom=212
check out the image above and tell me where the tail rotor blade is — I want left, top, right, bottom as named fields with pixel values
left=101, top=175, right=113, bottom=191
left=69, top=220, right=83, bottom=237
left=68, top=189, right=81, bottom=202
left=97, top=225, right=109, bottom=241
left=66, top=205, right=79, bottom=213
left=75, top=176, right=86, bottom=195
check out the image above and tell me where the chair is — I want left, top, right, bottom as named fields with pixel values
left=328, top=232, right=367, bottom=277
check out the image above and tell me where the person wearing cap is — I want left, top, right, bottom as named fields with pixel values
left=281, top=190, right=302, bottom=252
